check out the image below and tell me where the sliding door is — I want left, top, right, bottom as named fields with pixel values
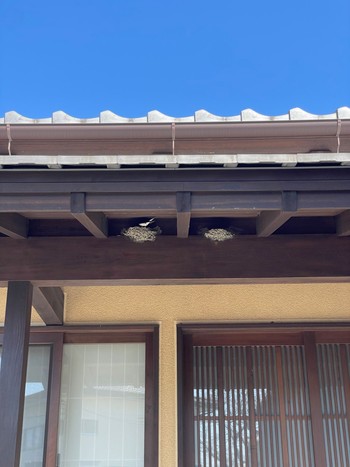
left=179, top=326, right=350, bottom=467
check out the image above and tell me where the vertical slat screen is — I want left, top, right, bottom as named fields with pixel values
left=223, top=346, right=251, bottom=467
left=193, top=346, right=220, bottom=466
left=193, top=345, right=317, bottom=467
left=251, top=346, right=283, bottom=467
left=317, top=344, right=350, bottom=467
left=281, top=346, right=315, bottom=467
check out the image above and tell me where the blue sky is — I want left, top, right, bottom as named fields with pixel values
left=0, top=0, right=349, bottom=118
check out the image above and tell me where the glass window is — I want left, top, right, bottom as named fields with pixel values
left=0, top=326, right=158, bottom=467
left=57, top=343, right=146, bottom=467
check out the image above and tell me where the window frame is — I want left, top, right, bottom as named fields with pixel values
left=0, top=324, right=159, bottom=467
left=177, top=323, right=350, bottom=467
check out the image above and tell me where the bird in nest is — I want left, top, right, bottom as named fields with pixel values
left=139, top=218, right=155, bottom=227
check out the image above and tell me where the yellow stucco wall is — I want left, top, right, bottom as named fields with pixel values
left=0, top=288, right=43, bottom=324
left=1, top=283, right=350, bottom=466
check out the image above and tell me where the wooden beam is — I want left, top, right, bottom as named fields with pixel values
left=32, top=287, right=64, bottom=325
left=337, top=210, right=350, bottom=236
left=70, top=192, right=108, bottom=238
left=0, top=281, right=33, bottom=467
left=176, top=192, right=191, bottom=238
left=0, top=213, right=28, bottom=239
left=257, top=191, right=297, bottom=237
left=2, top=167, right=350, bottom=196
left=0, top=235, right=349, bottom=285
left=1, top=190, right=350, bottom=215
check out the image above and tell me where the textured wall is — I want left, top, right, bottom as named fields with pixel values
left=1, top=283, right=350, bottom=466
left=0, top=288, right=43, bottom=324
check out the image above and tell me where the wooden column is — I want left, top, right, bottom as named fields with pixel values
left=0, top=281, right=33, bottom=467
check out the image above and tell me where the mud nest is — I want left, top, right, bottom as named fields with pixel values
left=122, top=226, right=161, bottom=243
left=203, top=228, right=235, bottom=242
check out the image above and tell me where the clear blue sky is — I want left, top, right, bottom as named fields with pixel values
left=0, top=0, right=349, bottom=118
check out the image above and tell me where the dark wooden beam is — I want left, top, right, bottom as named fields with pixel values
left=32, top=287, right=64, bottom=325
left=257, top=191, right=298, bottom=237
left=176, top=192, right=191, bottom=238
left=0, top=213, right=28, bottom=239
left=337, top=210, right=350, bottom=236
left=2, top=168, right=350, bottom=196
left=0, top=281, right=33, bottom=467
left=0, top=236, right=349, bottom=285
left=70, top=192, right=108, bottom=238
left=1, top=191, right=350, bottom=221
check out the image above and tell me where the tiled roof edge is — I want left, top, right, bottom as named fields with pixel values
left=1, top=107, right=350, bottom=124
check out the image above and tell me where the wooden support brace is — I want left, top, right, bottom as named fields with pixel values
left=257, top=191, right=298, bottom=237
left=71, top=192, right=108, bottom=238
left=176, top=192, right=191, bottom=238
left=33, top=286, right=64, bottom=325
left=337, top=210, right=350, bottom=236
left=0, top=281, right=33, bottom=467
left=0, top=213, right=28, bottom=239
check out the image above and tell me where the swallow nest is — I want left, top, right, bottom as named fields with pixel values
left=203, top=228, right=235, bottom=242
left=122, top=226, right=161, bottom=243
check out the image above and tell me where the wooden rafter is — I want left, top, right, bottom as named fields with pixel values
left=71, top=192, right=108, bottom=238
left=32, top=287, right=64, bottom=325
left=337, top=210, right=350, bottom=236
left=0, top=213, right=28, bottom=239
left=257, top=191, right=298, bottom=237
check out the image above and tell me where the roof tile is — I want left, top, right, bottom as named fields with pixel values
left=2, top=108, right=349, bottom=125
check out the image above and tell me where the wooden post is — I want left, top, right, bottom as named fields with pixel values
left=0, top=281, right=33, bottom=467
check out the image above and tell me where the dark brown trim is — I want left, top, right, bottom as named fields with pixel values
left=275, top=347, right=290, bottom=467
left=41, top=333, right=63, bottom=467
left=16, top=324, right=158, bottom=334
left=0, top=281, right=33, bottom=467
left=177, top=328, right=185, bottom=467
left=144, top=328, right=159, bottom=467
left=180, top=322, right=350, bottom=337
left=181, top=332, right=195, bottom=467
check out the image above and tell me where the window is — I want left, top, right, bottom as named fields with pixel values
left=0, top=325, right=158, bottom=467
left=178, top=325, right=350, bottom=467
